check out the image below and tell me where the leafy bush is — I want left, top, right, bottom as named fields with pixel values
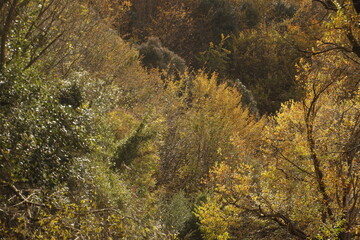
left=138, top=37, right=186, bottom=75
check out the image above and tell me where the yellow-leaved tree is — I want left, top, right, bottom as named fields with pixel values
left=195, top=2, right=360, bottom=238
left=196, top=57, right=359, bottom=240
left=158, top=71, right=264, bottom=192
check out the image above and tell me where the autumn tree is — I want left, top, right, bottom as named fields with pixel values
left=227, top=25, right=304, bottom=114
left=195, top=4, right=360, bottom=237
left=158, top=72, right=263, bottom=192
left=0, top=1, right=175, bottom=238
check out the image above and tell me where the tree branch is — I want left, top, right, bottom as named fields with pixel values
left=254, top=206, right=309, bottom=240
left=7, top=184, right=47, bottom=208
left=273, top=145, right=315, bottom=177
left=312, top=0, right=339, bottom=11
left=23, top=32, right=64, bottom=70
left=0, top=0, right=19, bottom=71
left=303, top=77, right=338, bottom=222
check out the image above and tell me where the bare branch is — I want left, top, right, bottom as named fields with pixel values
left=23, top=32, right=64, bottom=70
left=7, top=184, right=47, bottom=208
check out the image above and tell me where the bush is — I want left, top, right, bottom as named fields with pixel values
left=138, top=37, right=186, bottom=75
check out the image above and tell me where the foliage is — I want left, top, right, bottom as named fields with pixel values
left=158, top=71, right=263, bottom=192
left=228, top=25, right=304, bottom=114
left=193, top=0, right=238, bottom=37
left=0, top=1, right=172, bottom=239
left=111, top=115, right=164, bottom=194
left=234, top=79, right=260, bottom=118
left=145, top=1, right=196, bottom=62
left=161, top=191, right=193, bottom=234
left=198, top=34, right=231, bottom=74
left=138, top=37, right=187, bottom=76
left=271, top=1, right=297, bottom=22
left=1, top=0, right=360, bottom=239
left=196, top=37, right=360, bottom=240
left=0, top=65, right=90, bottom=187
left=195, top=196, right=231, bottom=240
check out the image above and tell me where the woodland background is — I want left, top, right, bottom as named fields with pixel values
left=0, top=0, right=360, bottom=239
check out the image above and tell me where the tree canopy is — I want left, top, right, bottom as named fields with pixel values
left=0, top=0, right=359, bottom=239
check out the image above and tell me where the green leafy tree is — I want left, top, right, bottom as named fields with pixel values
left=0, top=1, right=175, bottom=238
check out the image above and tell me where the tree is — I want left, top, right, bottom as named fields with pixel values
left=146, top=1, right=196, bottom=62
left=0, top=0, right=83, bottom=72
left=196, top=2, right=360, bottom=237
left=198, top=34, right=231, bottom=75
left=138, top=37, right=186, bottom=76
left=0, top=1, right=175, bottom=238
left=228, top=26, right=304, bottom=114
left=196, top=42, right=360, bottom=240
left=158, top=72, right=263, bottom=192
